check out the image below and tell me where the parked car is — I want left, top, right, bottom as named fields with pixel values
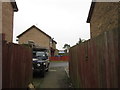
left=32, top=48, right=50, bottom=77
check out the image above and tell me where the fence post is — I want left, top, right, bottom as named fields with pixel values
left=0, top=1, right=2, bottom=89
left=118, top=4, right=120, bottom=87
left=0, top=41, right=1, bottom=88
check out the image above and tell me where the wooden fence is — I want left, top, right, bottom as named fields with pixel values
left=2, top=40, right=32, bottom=88
left=49, top=56, right=69, bottom=61
left=69, top=28, right=120, bottom=88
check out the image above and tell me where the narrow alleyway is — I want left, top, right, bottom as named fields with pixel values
left=33, top=61, right=73, bottom=88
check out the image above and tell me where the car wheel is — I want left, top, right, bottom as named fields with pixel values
left=40, top=71, right=45, bottom=77
left=46, top=63, right=50, bottom=72
left=41, top=71, right=45, bottom=77
left=40, top=68, right=45, bottom=77
left=46, top=68, right=49, bottom=72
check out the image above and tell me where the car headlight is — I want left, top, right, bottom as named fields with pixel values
left=37, top=63, right=40, bottom=67
left=43, top=63, right=46, bottom=65
left=33, top=58, right=38, bottom=61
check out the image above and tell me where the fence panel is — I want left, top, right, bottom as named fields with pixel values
left=69, top=29, right=119, bottom=88
left=49, top=56, right=69, bottom=61
left=2, top=41, right=32, bottom=88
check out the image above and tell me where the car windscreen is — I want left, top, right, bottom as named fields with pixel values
left=36, top=52, right=45, bottom=57
left=33, top=51, right=48, bottom=59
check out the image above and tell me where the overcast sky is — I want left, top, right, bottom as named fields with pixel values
left=13, top=0, right=92, bottom=50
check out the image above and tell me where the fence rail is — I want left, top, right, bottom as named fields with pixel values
left=2, top=41, right=32, bottom=88
left=69, top=29, right=120, bottom=88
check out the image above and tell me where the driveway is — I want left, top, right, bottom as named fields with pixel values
left=33, top=61, right=72, bottom=88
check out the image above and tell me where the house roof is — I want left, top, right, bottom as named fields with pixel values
left=86, top=1, right=96, bottom=23
left=11, top=0, right=18, bottom=12
left=52, top=39, right=57, bottom=44
left=17, top=25, right=52, bottom=39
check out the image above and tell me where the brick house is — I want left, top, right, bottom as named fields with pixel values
left=0, top=0, right=18, bottom=89
left=87, top=1, right=120, bottom=38
left=0, top=0, right=18, bottom=42
left=17, top=25, right=57, bottom=56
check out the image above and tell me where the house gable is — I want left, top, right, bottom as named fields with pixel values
left=17, top=25, right=52, bottom=49
left=17, top=25, right=51, bottom=39
left=87, top=2, right=119, bottom=38
left=2, top=1, right=18, bottom=42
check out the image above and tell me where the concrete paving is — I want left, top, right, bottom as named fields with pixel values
left=33, top=61, right=72, bottom=88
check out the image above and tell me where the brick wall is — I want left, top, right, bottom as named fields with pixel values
left=18, top=27, right=50, bottom=49
left=0, top=2, right=2, bottom=34
left=2, top=2, right=14, bottom=42
left=90, top=2, right=119, bottom=38
left=52, top=42, right=56, bottom=49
